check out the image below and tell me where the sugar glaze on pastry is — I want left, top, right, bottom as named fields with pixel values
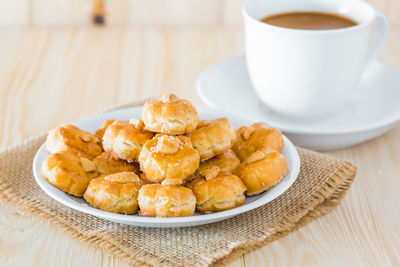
left=139, top=134, right=200, bottom=183
left=46, top=124, right=102, bottom=160
left=235, top=151, right=288, bottom=195
left=196, top=149, right=240, bottom=178
left=192, top=168, right=246, bottom=213
left=141, top=93, right=199, bottom=134
left=187, top=118, right=236, bottom=161
left=102, top=120, right=153, bottom=162
left=138, top=184, right=196, bottom=217
left=41, top=152, right=98, bottom=197
left=84, top=171, right=143, bottom=214
left=92, top=152, right=139, bottom=175
left=232, top=122, right=283, bottom=162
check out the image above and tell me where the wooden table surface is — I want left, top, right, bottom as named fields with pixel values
left=0, top=1, right=400, bottom=266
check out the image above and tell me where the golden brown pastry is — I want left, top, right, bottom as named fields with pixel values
left=141, top=93, right=199, bottom=134
left=232, top=122, right=284, bottom=162
left=95, top=119, right=116, bottom=141
left=102, top=120, right=153, bottom=162
left=187, top=118, right=236, bottom=161
left=92, top=152, right=139, bottom=175
left=184, top=177, right=204, bottom=189
left=235, top=151, right=288, bottom=196
left=192, top=169, right=247, bottom=213
left=138, top=184, right=196, bottom=217
left=138, top=172, right=155, bottom=184
left=139, top=134, right=200, bottom=183
left=41, top=152, right=98, bottom=197
left=84, top=172, right=143, bottom=214
left=196, top=149, right=241, bottom=177
left=45, top=124, right=102, bottom=160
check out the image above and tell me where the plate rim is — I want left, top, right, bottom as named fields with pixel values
left=32, top=106, right=300, bottom=226
left=196, top=54, right=400, bottom=135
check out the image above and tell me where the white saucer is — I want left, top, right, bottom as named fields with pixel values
left=197, top=55, right=400, bottom=150
left=33, top=107, right=300, bottom=228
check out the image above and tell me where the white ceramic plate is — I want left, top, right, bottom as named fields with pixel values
left=33, top=106, right=300, bottom=228
left=197, top=55, right=400, bottom=150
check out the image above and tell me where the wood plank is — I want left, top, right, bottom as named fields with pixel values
left=0, top=29, right=50, bottom=147
left=32, top=0, right=90, bottom=25
left=31, top=0, right=221, bottom=26
left=0, top=202, right=127, bottom=267
left=0, top=26, right=242, bottom=145
left=32, top=0, right=130, bottom=26
left=128, top=0, right=221, bottom=26
left=221, top=0, right=245, bottom=26
left=0, top=0, right=30, bottom=26
left=118, top=27, right=244, bottom=106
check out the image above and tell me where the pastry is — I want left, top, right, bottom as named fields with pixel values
left=102, top=120, right=153, bottom=162
left=139, top=134, right=200, bottom=183
left=45, top=124, right=102, bottom=160
left=192, top=168, right=246, bottom=213
left=184, top=177, right=204, bottom=189
left=138, top=184, right=196, bottom=217
left=187, top=118, right=236, bottom=161
left=92, top=152, right=139, bottom=175
left=141, top=93, right=199, bottom=134
left=41, top=95, right=292, bottom=218
left=84, top=171, right=143, bottom=214
left=41, top=152, right=98, bottom=197
left=235, top=151, right=288, bottom=195
left=232, top=122, right=284, bottom=162
left=95, top=119, right=115, bottom=141
left=196, top=149, right=240, bottom=177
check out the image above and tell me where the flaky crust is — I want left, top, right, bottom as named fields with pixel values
left=184, top=177, right=204, bottom=189
left=196, top=149, right=241, bottom=177
left=141, top=93, right=199, bottom=134
left=139, top=134, right=200, bottom=183
left=84, top=172, right=143, bottom=214
left=235, top=151, right=288, bottom=195
left=232, top=122, right=283, bottom=162
left=95, top=119, right=116, bottom=141
left=102, top=120, right=154, bottom=162
left=92, top=152, right=139, bottom=175
left=41, top=152, right=97, bottom=197
left=138, top=184, right=196, bottom=217
left=187, top=118, right=236, bottom=161
left=45, top=124, right=103, bottom=160
left=192, top=172, right=246, bottom=213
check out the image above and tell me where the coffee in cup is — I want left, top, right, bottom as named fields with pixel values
left=260, top=11, right=357, bottom=30
left=242, top=0, right=389, bottom=120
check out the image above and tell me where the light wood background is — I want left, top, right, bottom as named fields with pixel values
left=0, top=0, right=400, bottom=266
left=1, top=0, right=400, bottom=26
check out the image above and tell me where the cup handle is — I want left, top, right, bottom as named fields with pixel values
left=365, top=9, right=389, bottom=65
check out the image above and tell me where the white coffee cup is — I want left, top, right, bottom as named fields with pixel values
left=243, top=0, right=389, bottom=120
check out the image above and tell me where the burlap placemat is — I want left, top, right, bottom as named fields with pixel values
left=0, top=101, right=357, bottom=266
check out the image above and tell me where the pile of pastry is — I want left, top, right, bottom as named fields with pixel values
left=41, top=94, right=288, bottom=217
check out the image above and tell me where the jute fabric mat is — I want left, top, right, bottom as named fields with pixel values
left=0, top=101, right=357, bottom=266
